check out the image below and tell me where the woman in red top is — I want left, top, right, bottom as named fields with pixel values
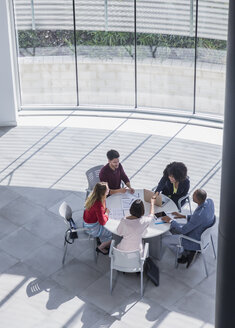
left=83, top=182, right=112, bottom=255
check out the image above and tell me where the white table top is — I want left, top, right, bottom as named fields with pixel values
left=105, top=189, right=178, bottom=238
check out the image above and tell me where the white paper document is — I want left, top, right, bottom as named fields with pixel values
left=109, top=209, right=125, bottom=220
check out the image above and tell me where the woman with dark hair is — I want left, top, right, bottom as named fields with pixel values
left=83, top=182, right=112, bottom=255
left=116, top=197, right=155, bottom=252
left=154, top=162, right=190, bottom=208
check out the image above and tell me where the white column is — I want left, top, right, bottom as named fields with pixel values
left=0, top=0, right=18, bottom=126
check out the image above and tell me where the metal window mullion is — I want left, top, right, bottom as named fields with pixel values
left=31, top=0, right=35, bottom=30
left=72, top=0, right=79, bottom=106
left=134, top=0, right=137, bottom=108
left=193, top=0, right=199, bottom=115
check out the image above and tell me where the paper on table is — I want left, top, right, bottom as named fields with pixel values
left=109, top=209, right=125, bottom=220
left=133, top=191, right=140, bottom=198
left=122, top=198, right=132, bottom=210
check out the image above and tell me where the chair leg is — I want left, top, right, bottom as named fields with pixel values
left=110, top=269, right=113, bottom=294
left=140, top=270, right=143, bottom=297
left=175, top=247, right=180, bottom=268
left=201, top=253, right=208, bottom=277
left=188, top=197, right=192, bottom=215
left=93, top=237, right=97, bottom=263
left=211, top=235, right=216, bottom=259
left=62, top=241, right=68, bottom=266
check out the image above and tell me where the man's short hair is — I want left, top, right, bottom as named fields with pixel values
left=195, top=189, right=207, bottom=202
left=107, top=149, right=120, bottom=161
left=130, top=199, right=145, bottom=218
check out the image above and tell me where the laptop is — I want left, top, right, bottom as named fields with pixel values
left=144, top=189, right=162, bottom=206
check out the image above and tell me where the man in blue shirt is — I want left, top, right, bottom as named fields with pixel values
left=162, top=189, right=215, bottom=267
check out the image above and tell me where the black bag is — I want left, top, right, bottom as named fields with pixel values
left=65, top=218, right=78, bottom=244
left=144, top=257, right=159, bottom=286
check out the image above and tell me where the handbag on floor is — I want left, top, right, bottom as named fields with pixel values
left=144, top=257, right=159, bottom=286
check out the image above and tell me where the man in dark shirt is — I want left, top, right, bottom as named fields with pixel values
left=99, top=149, right=135, bottom=195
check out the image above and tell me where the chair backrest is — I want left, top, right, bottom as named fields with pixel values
left=59, top=202, right=72, bottom=225
left=86, top=165, right=104, bottom=191
left=201, top=215, right=216, bottom=250
left=111, top=247, right=141, bottom=272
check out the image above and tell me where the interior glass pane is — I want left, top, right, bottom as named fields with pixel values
left=13, top=0, right=77, bottom=105
left=195, top=0, right=229, bottom=117
left=136, top=0, right=196, bottom=112
left=75, top=0, right=135, bottom=106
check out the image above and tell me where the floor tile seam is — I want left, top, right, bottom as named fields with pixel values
left=104, top=270, right=149, bottom=293
left=49, top=115, right=132, bottom=189
left=48, top=258, right=104, bottom=289
left=7, top=191, right=74, bottom=219
left=0, top=194, right=25, bottom=217
left=138, top=293, right=169, bottom=311
left=185, top=287, right=216, bottom=303
left=22, top=223, right=65, bottom=245
left=160, top=266, right=209, bottom=290
left=0, top=243, right=21, bottom=259
left=114, top=300, right=167, bottom=325
left=193, top=286, right=216, bottom=300
left=75, top=255, right=112, bottom=276
left=70, top=190, right=86, bottom=202
left=0, top=113, right=73, bottom=179
left=89, top=314, right=116, bottom=328
left=121, top=134, right=153, bottom=164
left=0, top=186, right=24, bottom=200
left=0, top=250, right=20, bottom=272
left=81, top=266, right=137, bottom=295
left=163, top=287, right=203, bottom=312
left=0, top=228, right=48, bottom=259
left=159, top=270, right=191, bottom=290
left=129, top=120, right=191, bottom=180
left=79, top=288, right=139, bottom=317
left=0, top=127, right=67, bottom=185
left=143, top=275, right=192, bottom=309
left=189, top=159, right=222, bottom=194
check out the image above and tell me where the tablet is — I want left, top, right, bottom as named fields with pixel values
left=155, top=211, right=167, bottom=218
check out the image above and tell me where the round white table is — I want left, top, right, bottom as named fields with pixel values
left=105, top=189, right=178, bottom=238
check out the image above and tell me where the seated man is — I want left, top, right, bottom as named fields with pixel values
left=162, top=189, right=215, bottom=267
left=99, top=149, right=134, bottom=195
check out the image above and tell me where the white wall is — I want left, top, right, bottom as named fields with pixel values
left=19, top=56, right=225, bottom=116
left=0, top=0, right=18, bottom=126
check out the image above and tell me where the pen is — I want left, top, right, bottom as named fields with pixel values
left=155, top=222, right=167, bottom=225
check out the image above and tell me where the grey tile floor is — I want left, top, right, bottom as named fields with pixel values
left=0, top=111, right=222, bottom=328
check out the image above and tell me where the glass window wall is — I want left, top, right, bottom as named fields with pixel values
left=195, top=0, right=228, bottom=116
left=13, top=0, right=77, bottom=105
left=75, top=0, right=135, bottom=106
left=12, top=0, right=229, bottom=118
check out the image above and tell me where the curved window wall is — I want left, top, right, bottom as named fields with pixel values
left=13, top=0, right=228, bottom=117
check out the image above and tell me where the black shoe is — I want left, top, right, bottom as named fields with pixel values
left=96, top=247, right=109, bottom=255
left=186, top=251, right=196, bottom=268
left=96, top=237, right=101, bottom=246
left=177, top=255, right=188, bottom=264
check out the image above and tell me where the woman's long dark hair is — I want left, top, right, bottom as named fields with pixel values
left=163, top=162, right=187, bottom=182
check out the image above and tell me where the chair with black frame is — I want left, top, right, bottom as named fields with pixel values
left=59, top=202, right=98, bottom=265
left=175, top=215, right=217, bottom=276
left=85, top=165, right=104, bottom=199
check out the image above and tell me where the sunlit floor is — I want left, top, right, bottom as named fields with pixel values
left=0, top=111, right=222, bottom=328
